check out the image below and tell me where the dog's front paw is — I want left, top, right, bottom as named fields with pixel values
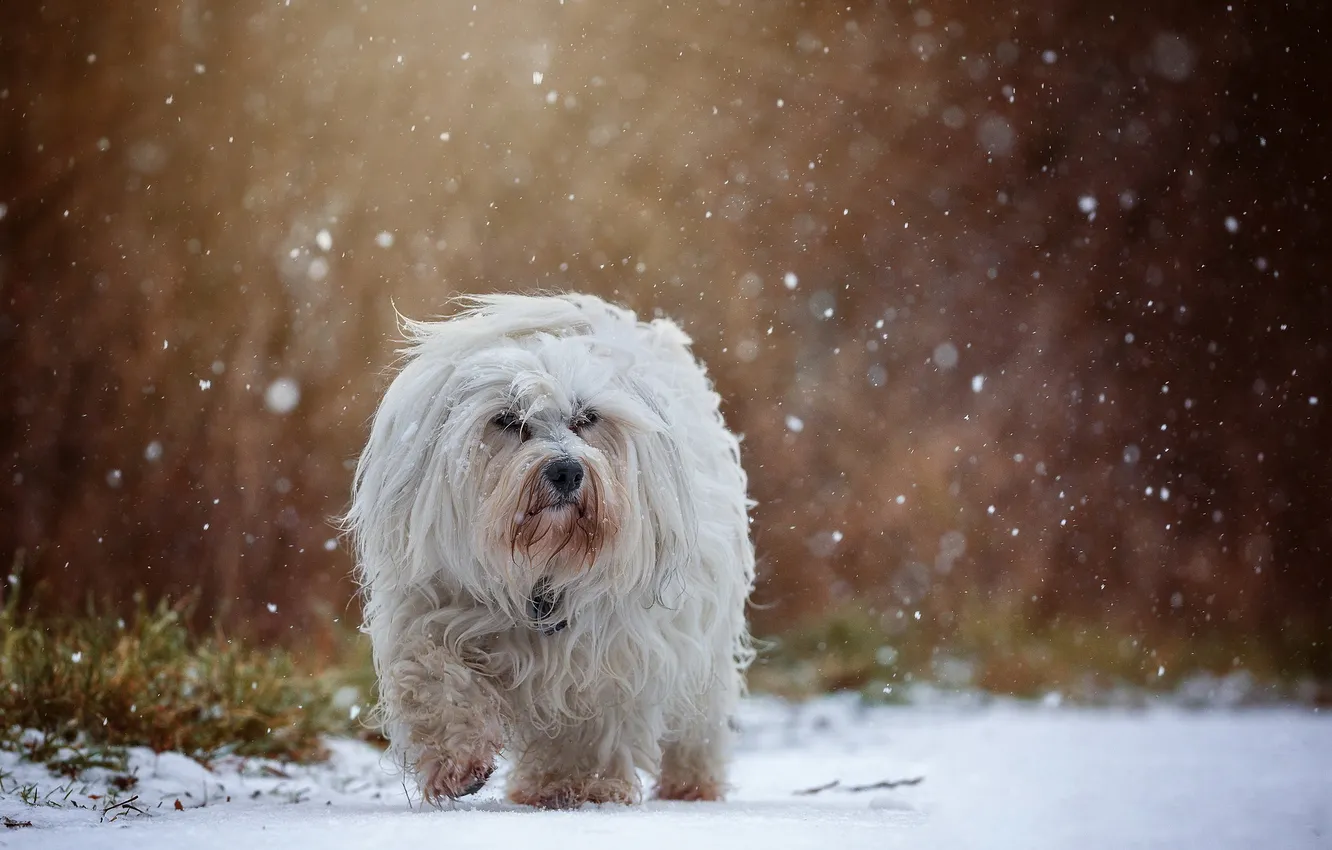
left=417, top=747, right=498, bottom=804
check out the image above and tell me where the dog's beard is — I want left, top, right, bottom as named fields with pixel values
left=511, top=464, right=605, bottom=570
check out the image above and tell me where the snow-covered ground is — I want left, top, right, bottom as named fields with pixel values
left=3, top=696, right=1328, bottom=849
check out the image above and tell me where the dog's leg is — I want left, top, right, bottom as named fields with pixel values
left=379, top=630, right=505, bottom=804
left=506, top=712, right=644, bottom=809
left=654, top=671, right=739, bottom=802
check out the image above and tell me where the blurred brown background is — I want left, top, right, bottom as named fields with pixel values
left=2, top=2, right=1328, bottom=675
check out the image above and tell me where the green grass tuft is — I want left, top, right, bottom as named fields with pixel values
left=0, top=566, right=376, bottom=769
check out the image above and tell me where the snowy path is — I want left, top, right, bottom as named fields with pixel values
left=3, top=697, right=1328, bottom=849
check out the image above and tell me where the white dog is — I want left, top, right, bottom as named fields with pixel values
left=342, top=292, right=755, bottom=809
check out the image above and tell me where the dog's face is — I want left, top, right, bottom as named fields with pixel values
left=350, top=305, right=697, bottom=625
left=468, top=338, right=626, bottom=581
left=453, top=334, right=692, bottom=611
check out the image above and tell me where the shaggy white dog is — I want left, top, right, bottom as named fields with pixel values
left=342, top=293, right=755, bottom=809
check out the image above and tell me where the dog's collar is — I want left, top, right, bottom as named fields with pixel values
left=540, top=618, right=569, bottom=637
left=529, top=578, right=568, bottom=637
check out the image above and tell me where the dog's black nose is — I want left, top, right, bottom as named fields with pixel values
left=543, top=457, right=584, bottom=496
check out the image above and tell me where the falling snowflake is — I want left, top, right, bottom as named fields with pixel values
left=264, top=378, right=301, bottom=414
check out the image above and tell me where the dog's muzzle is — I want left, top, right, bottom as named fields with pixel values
left=528, top=577, right=569, bottom=636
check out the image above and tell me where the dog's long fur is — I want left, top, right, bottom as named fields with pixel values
left=342, top=293, right=755, bottom=808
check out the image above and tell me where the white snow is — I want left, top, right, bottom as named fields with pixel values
left=263, top=378, right=301, bottom=415
left=932, top=342, right=959, bottom=370
left=977, top=114, right=1015, bottom=156
left=308, top=257, right=330, bottom=281
left=2, top=697, right=1328, bottom=849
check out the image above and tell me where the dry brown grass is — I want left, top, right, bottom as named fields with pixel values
left=0, top=562, right=370, bottom=765
left=751, top=601, right=1331, bottom=704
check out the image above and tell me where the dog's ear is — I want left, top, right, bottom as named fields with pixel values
left=342, top=326, right=468, bottom=591
left=625, top=379, right=696, bottom=607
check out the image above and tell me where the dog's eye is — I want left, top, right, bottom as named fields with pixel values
left=571, top=409, right=600, bottom=432
left=492, top=412, right=530, bottom=440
